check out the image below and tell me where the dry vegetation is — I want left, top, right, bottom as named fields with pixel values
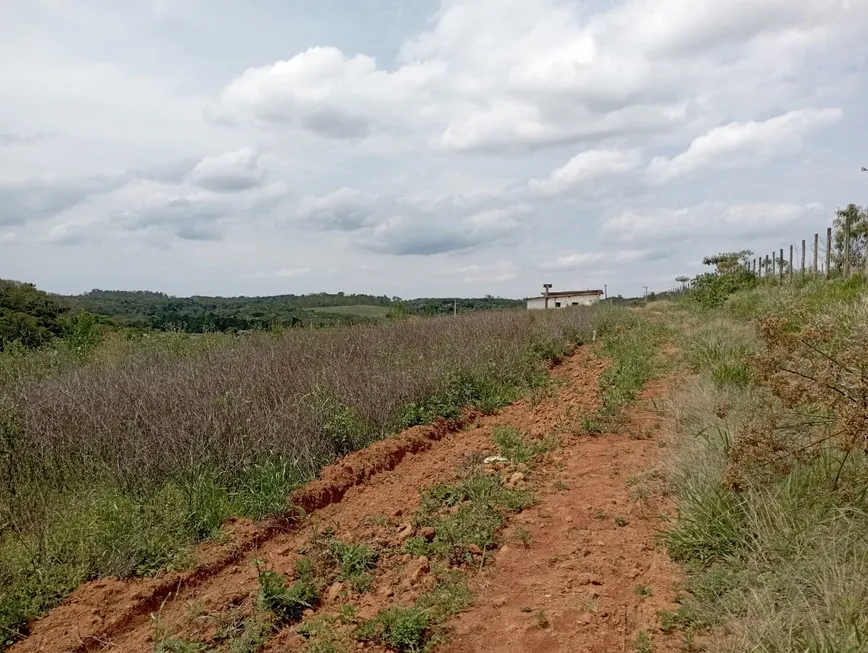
left=0, top=307, right=608, bottom=646
left=661, top=277, right=868, bottom=652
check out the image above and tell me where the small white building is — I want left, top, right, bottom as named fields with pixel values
left=526, top=287, right=603, bottom=310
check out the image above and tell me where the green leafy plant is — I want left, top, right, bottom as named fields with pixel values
left=358, top=606, right=430, bottom=652
left=256, top=559, right=320, bottom=624
left=328, top=539, right=378, bottom=592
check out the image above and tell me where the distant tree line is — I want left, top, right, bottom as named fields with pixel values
left=1, top=282, right=529, bottom=346
left=74, top=290, right=392, bottom=332
left=403, top=296, right=524, bottom=315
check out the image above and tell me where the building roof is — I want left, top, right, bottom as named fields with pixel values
left=524, top=289, right=604, bottom=300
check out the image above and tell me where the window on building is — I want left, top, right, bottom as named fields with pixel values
left=571, top=302, right=579, bottom=306
left=554, top=302, right=561, bottom=308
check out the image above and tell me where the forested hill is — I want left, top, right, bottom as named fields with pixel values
left=71, top=289, right=524, bottom=332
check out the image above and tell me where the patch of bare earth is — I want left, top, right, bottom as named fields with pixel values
left=13, top=346, right=682, bottom=653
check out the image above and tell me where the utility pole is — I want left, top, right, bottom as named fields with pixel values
left=453, top=298, right=457, bottom=316
left=643, top=286, right=649, bottom=300
left=604, top=284, right=607, bottom=299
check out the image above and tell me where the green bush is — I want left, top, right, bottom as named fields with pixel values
left=690, top=269, right=758, bottom=309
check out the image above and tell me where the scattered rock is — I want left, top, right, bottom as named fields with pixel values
left=327, top=582, right=344, bottom=602
left=303, top=608, right=314, bottom=618
left=397, top=524, right=414, bottom=541
left=420, top=526, right=436, bottom=541
left=405, top=556, right=430, bottom=585
left=400, top=552, right=413, bottom=564
left=484, top=455, right=509, bottom=464
left=467, top=543, right=483, bottom=556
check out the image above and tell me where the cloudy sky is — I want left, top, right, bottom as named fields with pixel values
left=2, top=0, right=867, bottom=299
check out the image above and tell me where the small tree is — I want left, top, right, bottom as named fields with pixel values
left=701, top=250, right=753, bottom=275
left=832, top=204, right=868, bottom=271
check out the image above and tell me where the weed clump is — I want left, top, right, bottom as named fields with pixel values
left=357, top=606, right=430, bottom=652
left=413, top=472, right=532, bottom=564
left=492, top=426, right=556, bottom=464
left=256, top=558, right=320, bottom=625
left=327, top=539, right=378, bottom=593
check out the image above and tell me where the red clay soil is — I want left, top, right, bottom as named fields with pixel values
left=13, top=346, right=683, bottom=653
left=441, top=374, right=682, bottom=653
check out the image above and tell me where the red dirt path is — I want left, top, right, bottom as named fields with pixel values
left=14, top=346, right=682, bottom=653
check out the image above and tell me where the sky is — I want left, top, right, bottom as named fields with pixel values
left=1, top=0, right=867, bottom=300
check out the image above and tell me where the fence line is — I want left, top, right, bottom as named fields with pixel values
left=745, top=214, right=864, bottom=283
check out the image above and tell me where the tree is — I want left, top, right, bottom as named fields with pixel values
left=832, top=204, right=868, bottom=271
left=0, top=279, right=71, bottom=350
left=701, top=250, right=753, bottom=275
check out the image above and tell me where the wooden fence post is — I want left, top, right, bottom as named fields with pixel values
left=801, top=239, right=806, bottom=275
left=844, top=213, right=852, bottom=278
left=813, top=233, right=819, bottom=274
left=779, top=248, right=784, bottom=284
left=789, top=244, right=794, bottom=283
left=826, top=227, right=832, bottom=279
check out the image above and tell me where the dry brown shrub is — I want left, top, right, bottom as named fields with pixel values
left=724, top=303, right=868, bottom=489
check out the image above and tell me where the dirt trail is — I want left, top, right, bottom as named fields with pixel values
left=442, top=374, right=682, bottom=653
left=14, top=346, right=682, bottom=653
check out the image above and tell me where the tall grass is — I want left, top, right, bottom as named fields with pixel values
left=0, top=307, right=604, bottom=645
left=661, top=279, right=868, bottom=651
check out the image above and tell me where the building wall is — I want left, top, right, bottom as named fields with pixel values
left=526, top=294, right=601, bottom=310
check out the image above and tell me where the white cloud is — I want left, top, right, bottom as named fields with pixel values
left=648, top=108, right=843, bottom=182
left=362, top=206, right=526, bottom=256
left=601, top=201, right=824, bottom=242
left=295, top=187, right=378, bottom=231
left=189, top=147, right=266, bottom=192
left=452, top=262, right=520, bottom=283
left=206, top=0, right=865, bottom=155
left=275, top=267, right=310, bottom=277
left=206, top=47, right=440, bottom=139
left=535, top=248, right=662, bottom=271
left=537, top=252, right=605, bottom=271
left=529, top=149, right=641, bottom=197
